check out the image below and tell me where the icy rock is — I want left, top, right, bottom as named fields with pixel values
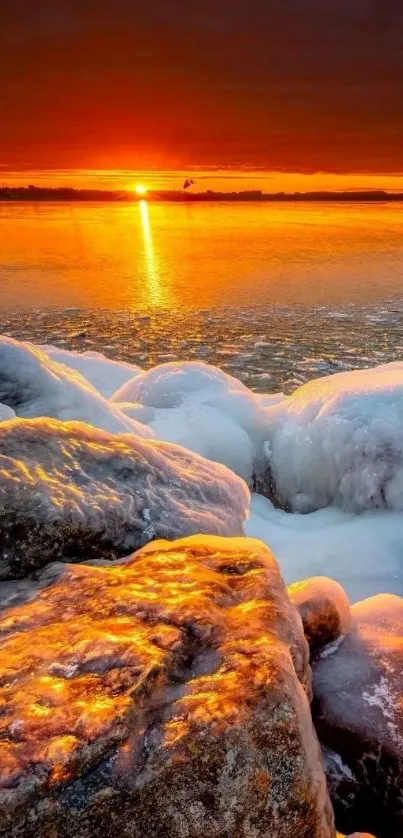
left=0, top=535, right=334, bottom=838
left=0, top=337, right=151, bottom=437
left=111, top=361, right=271, bottom=483
left=288, top=577, right=351, bottom=652
left=324, top=748, right=365, bottom=836
left=313, top=594, right=403, bottom=838
left=40, top=345, right=141, bottom=398
left=0, top=418, right=249, bottom=580
left=264, top=363, right=403, bottom=512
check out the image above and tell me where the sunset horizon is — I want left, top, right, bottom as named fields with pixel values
left=2, top=168, right=403, bottom=194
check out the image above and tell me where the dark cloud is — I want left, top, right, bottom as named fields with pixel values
left=0, top=0, right=402, bottom=171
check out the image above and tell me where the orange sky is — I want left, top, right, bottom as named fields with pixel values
left=1, top=2, right=403, bottom=183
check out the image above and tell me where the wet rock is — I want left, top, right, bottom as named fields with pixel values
left=288, top=577, right=351, bottom=652
left=313, top=594, right=403, bottom=838
left=0, top=418, right=249, bottom=580
left=0, top=536, right=334, bottom=838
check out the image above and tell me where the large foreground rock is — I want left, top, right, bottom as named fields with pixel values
left=0, top=418, right=249, bottom=580
left=0, top=536, right=334, bottom=838
left=313, top=594, right=403, bottom=838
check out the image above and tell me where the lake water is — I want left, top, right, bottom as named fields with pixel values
left=1, top=200, right=403, bottom=392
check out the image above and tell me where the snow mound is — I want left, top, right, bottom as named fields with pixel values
left=111, top=361, right=271, bottom=482
left=247, top=494, right=403, bottom=602
left=41, top=346, right=141, bottom=398
left=0, top=338, right=152, bottom=438
left=0, top=417, right=250, bottom=580
left=0, top=403, right=15, bottom=422
left=265, top=363, right=403, bottom=512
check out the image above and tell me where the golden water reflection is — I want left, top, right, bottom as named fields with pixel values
left=138, top=200, right=166, bottom=308
left=1, top=202, right=403, bottom=311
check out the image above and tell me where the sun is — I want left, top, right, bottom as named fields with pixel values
left=133, top=184, right=148, bottom=196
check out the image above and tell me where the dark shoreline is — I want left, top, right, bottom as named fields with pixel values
left=1, top=187, right=403, bottom=203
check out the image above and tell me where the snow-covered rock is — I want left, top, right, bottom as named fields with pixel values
left=0, top=337, right=152, bottom=437
left=264, top=363, right=403, bottom=513
left=313, top=594, right=403, bottom=838
left=40, top=346, right=141, bottom=398
left=111, top=361, right=271, bottom=482
left=288, top=577, right=351, bottom=652
left=0, top=535, right=334, bottom=838
left=0, top=418, right=249, bottom=580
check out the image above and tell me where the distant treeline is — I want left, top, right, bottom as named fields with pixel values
left=1, top=186, right=403, bottom=202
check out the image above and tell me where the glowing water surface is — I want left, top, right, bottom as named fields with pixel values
left=1, top=201, right=403, bottom=310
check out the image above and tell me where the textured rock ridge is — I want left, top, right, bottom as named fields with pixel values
left=0, top=418, right=249, bottom=580
left=0, top=536, right=334, bottom=838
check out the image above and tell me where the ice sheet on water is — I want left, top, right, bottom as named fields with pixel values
left=3, top=301, right=403, bottom=395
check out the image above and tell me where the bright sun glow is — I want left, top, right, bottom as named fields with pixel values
left=134, top=184, right=148, bottom=195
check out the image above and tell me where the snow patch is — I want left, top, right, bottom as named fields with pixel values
left=362, top=676, right=403, bottom=749
left=264, top=362, right=403, bottom=513
left=41, top=346, right=142, bottom=398
left=246, top=493, right=403, bottom=601
left=0, top=338, right=152, bottom=438
left=111, top=361, right=272, bottom=482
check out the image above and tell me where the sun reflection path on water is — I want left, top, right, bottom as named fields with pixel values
left=138, top=200, right=168, bottom=308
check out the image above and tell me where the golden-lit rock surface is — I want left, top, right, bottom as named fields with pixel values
left=313, top=594, right=403, bottom=838
left=0, top=536, right=334, bottom=837
left=337, top=833, right=376, bottom=837
left=288, top=577, right=351, bottom=653
left=0, top=417, right=249, bottom=580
